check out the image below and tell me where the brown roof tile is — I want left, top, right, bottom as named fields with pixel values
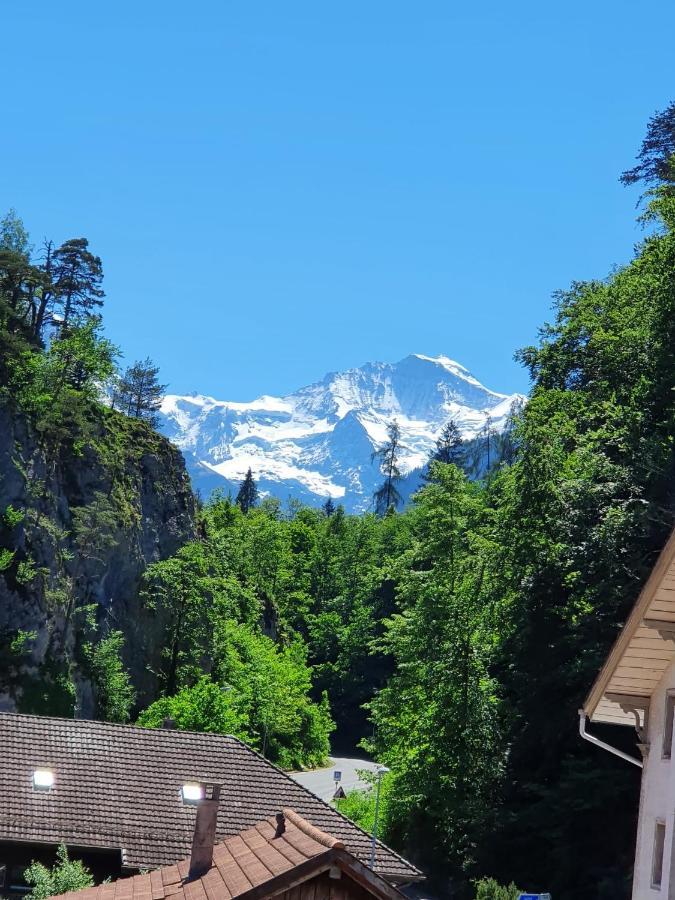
left=48, top=812, right=406, bottom=900
left=0, top=713, right=420, bottom=882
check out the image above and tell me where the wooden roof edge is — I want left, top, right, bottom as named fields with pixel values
left=282, top=808, right=345, bottom=849
left=236, top=848, right=410, bottom=900
left=583, top=526, right=675, bottom=720
left=225, top=851, right=337, bottom=900
left=332, top=849, right=412, bottom=898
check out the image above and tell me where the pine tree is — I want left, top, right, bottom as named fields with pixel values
left=496, top=398, right=524, bottom=466
left=372, top=419, right=403, bottom=515
left=51, top=238, right=104, bottom=328
left=425, top=419, right=464, bottom=478
left=620, top=100, right=675, bottom=187
left=236, top=468, right=258, bottom=513
left=480, top=413, right=497, bottom=472
left=322, top=497, right=336, bottom=517
left=117, top=357, right=166, bottom=425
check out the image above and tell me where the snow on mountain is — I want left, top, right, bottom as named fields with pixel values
left=158, top=354, right=526, bottom=512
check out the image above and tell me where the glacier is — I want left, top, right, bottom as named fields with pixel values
left=158, top=353, right=526, bottom=512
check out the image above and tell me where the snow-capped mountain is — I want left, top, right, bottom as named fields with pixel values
left=158, top=354, right=525, bottom=512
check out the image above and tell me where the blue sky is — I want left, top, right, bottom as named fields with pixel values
left=2, top=2, right=674, bottom=399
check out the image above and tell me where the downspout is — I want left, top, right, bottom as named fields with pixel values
left=578, top=710, right=643, bottom=768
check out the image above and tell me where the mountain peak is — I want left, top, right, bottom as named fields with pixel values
left=412, top=352, right=469, bottom=371
left=159, top=353, right=525, bottom=511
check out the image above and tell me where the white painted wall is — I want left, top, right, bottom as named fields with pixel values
left=633, top=657, right=675, bottom=899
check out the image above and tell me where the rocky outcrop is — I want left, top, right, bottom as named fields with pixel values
left=0, top=400, right=195, bottom=715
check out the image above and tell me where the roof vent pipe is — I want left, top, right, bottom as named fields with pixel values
left=189, top=783, right=222, bottom=879
left=275, top=812, right=286, bottom=838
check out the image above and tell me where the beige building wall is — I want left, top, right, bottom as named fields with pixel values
left=634, top=657, right=675, bottom=899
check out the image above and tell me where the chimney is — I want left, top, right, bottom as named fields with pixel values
left=189, top=783, right=221, bottom=879
left=162, top=717, right=177, bottom=729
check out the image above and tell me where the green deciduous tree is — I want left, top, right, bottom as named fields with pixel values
left=367, top=464, right=504, bottom=884
left=85, top=630, right=136, bottom=723
left=24, top=844, right=94, bottom=900
left=137, top=676, right=248, bottom=737
left=0, top=208, right=30, bottom=256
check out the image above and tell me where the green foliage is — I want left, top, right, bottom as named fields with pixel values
left=367, top=464, right=505, bottom=877
left=9, top=629, right=36, bottom=656
left=24, top=843, right=94, bottom=899
left=0, top=548, right=14, bottom=571
left=338, top=769, right=393, bottom=836
left=140, top=538, right=254, bottom=694
left=480, top=193, right=675, bottom=898
left=114, top=357, right=166, bottom=425
left=3, top=503, right=24, bottom=529
left=0, top=208, right=31, bottom=255
left=137, top=619, right=335, bottom=770
left=138, top=676, right=248, bottom=736
left=214, top=622, right=334, bottom=769
left=18, top=659, right=76, bottom=717
left=473, top=878, right=522, bottom=900
left=84, top=631, right=136, bottom=723
left=15, top=557, right=37, bottom=584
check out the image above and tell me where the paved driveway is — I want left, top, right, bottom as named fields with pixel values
left=290, top=756, right=379, bottom=801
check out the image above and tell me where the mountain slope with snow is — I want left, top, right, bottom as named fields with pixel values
left=158, top=354, right=525, bottom=512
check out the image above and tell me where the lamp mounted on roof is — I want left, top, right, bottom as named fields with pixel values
left=32, top=769, right=54, bottom=791
left=182, top=782, right=204, bottom=804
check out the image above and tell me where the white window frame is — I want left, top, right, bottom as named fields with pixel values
left=663, top=692, right=675, bottom=759
left=652, top=819, right=666, bottom=890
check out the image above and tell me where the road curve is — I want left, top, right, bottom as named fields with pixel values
left=290, top=756, right=379, bottom=801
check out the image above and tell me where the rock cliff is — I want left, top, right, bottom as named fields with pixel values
left=0, top=400, right=195, bottom=716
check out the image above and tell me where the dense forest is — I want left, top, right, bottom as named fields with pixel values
left=1, top=104, right=675, bottom=899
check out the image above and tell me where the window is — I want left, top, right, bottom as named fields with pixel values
left=182, top=783, right=203, bottom=804
left=664, top=694, right=675, bottom=759
left=32, top=769, right=54, bottom=791
left=652, top=820, right=666, bottom=889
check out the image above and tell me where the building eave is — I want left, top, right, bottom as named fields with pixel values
left=584, top=527, right=675, bottom=727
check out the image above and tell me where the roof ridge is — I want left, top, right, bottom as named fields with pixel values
left=0, top=710, right=242, bottom=741
left=282, top=808, right=344, bottom=849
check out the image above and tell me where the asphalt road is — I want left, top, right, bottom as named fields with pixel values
left=290, top=756, right=379, bottom=801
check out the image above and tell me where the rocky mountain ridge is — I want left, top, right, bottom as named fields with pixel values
left=159, top=354, right=525, bottom=511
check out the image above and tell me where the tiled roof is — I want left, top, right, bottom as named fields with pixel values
left=48, top=810, right=405, bottom=900
left=0, top=713, right=421, bottom=883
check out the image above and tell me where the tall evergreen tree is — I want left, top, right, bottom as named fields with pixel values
left=482, top=413, right=495, bottom=471
left=117, top=357, right=166, bottom=425
left=322, top=497, right=336, bottom=517
left=51, top=238, right=104, bottom=328
left=236, top=468, right=258, bottom=513
left=372, top=420, right=403, bottom=515
left=620, top=100, right=675, bottom=187
left=424, top=419, right=464, bottom=480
